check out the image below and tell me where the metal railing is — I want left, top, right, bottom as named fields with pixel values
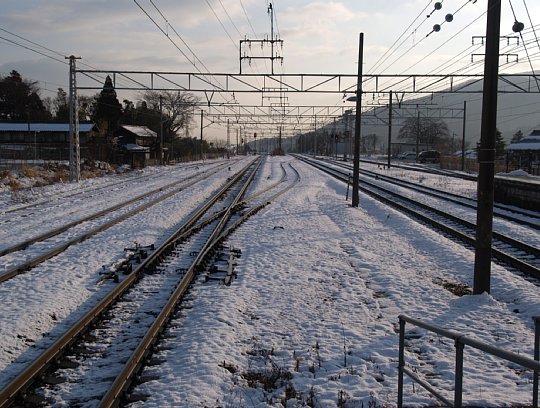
left=398, top=314, right=540, bottom=407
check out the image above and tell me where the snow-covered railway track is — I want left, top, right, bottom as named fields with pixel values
left=0, top=163, right=229, bottom=283
left=2, top=169, right=160, bottom=217
left=0, top=157, right=301, bottom=408
left=325, top=157, right=540, bottom=230
left=358, top=157, right=478, bottom=181
left=298, top=156, right=540, bottom=281
left=0, top=158, right=262, bottom=407
left=1, top=162, right=223, bottom=218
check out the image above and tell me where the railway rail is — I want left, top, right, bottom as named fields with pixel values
left=359, top=157, right=478, bottom=181
left=0, top=157, right=300, bottom=407
left=0, top=162, right=231, bottom=283
left=296, top=155, right=540, bottom=280
left=325, top=157, right=540, bottom=230
left=1, top=161, right=218, bottom=217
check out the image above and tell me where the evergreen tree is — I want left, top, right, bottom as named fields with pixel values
left=495, top=128, right=506, bottom=156
left=122, top=99, right=160, bottom=129
left=511, top=129, right=523, bottom=144
left=0, top=70, right=51, bottom=121
left=92, top=75, right=122, bottom=135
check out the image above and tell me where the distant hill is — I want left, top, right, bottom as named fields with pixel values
left=360, top=74, right=540, bottom=146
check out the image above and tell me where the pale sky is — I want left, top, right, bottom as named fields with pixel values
left=1, top=0, right=539, bottom=140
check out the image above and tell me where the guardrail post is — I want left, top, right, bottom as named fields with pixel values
left=454, top=338, right=464, bottom=408
left=398, top=317, right=406, bottom=408
left=534, top=316, right=540, bottom=408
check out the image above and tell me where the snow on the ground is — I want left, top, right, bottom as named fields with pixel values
left=1, top=156, right=540, bottom=407
left=0, top=159, right=246, bottom=382
left=131, top=157, right=540, bottom=407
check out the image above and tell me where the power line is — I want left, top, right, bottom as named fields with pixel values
left=148, top=0, right=221, bottom=82
left=205, top=0, right=238, bottom=49
left=217, top=0, right=243, bottom=38
left=137, top=0, right=273, bottom=130
left=0, top=26, right=138, bottom=92
left=239, top=0, right=270, bottom=73
left=508, top=0, right=539, bottom=91
left=368, top=0, right=433, bottom=73
left=522, top=0, right=540, bottom=53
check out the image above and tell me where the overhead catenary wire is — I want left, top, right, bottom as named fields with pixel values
left=205, top=0, right=238, bottom=49
left=239, top=0, right=270, bottom=74
left=522, top=0, right=540, bottom=53
left=508, top=0, right=540, bottom=91
left=368, top=0, right=433, bottom=74
left=138, top=1, right=286, bottom=136
left=0, top=28, right=122, bottom=92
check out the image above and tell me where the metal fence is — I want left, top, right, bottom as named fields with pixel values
left=0, top=143, right=114, bottom=170
left=398, top=314, right=540, bottom=407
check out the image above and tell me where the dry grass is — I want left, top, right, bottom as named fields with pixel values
left=1, top=161, right=122, bottom=193
left=21, top=164, right=40, bottom=178
left=6, top=174, right=24, bottom=191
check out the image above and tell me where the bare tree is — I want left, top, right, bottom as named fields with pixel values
left=140, top=90, right=199, bottom=140
left=398, top=116, right=450, bottom=150
left=363, top=133, right=378, bottom=153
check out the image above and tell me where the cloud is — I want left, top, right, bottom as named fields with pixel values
left=280, top=1, right=363, bottom=44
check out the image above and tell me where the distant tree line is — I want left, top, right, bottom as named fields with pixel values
left=0, top=70, right=215, bottom=159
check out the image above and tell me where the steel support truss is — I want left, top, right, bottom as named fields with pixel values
left=76, top=70, right=540, bottom=95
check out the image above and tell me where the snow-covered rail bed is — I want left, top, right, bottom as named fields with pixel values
left=297, top=156, right=540, bottom=281
left=0, top=157, right=303, bottom=407
left=0, top=159, right=256, bottom=382
left=0, top=162, right=231, bottom=283
left=0, top=157, right=259, bottom=407
left=325, top=157, right=540, bottom=231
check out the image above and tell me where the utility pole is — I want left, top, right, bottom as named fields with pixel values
left=314, top=115, right=318, bottom=156
left=200, top=109, right=203, bottom=161
left=67, top=55, right=81, bottom=182
left=415, top=109, right=420, bottom=161
left=461, top=100, right=467, bottom=171
left=474, top=0, right=501, bottom=295
left=352, top=33, right=364, bottom=208
left=227, top=119, right=230, bottom=159
left=333, top=117, right=337, bottom=159
left=387, top=90, right=393, bottom=168
left=159, top=95, right=164, bottom=165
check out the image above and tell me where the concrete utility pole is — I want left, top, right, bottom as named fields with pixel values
left=200, top=109, right=204, bottom=161
left=461, top=100, right=467, bottom=171
left=352, top=33, right=364, bottom=208
left=227, top=119, right=230, bottom=159
left=474, top=0, right=501, bottom=295
left=415, top=109, right=420, bottom=161
left=387, top=90, right=393, bottom=168
left=67, top=55, right=81, bottom=182
left=159, top=95, right=164, bottom=165
left=314, top=115, right=317, bottom=156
